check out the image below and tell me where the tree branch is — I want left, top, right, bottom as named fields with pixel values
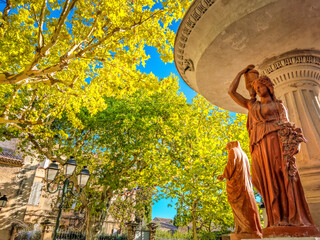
left=61, top=10, right=101, bottom=59
left=3, top=59, right=70, bottom=84
left=20, top=89, right=38, bottom=120
left=0, top=4, right=160, bottom=85
left=0, top=85, right=20, bottom=117
left=27, top=133, right=63, bottom=163
left=40, top=0, right=78, bottom=56
left=2, top=0, right=11, bottom=23
left=24, top=0, right=78, bottom=73
left=38, top=0, right=47, bottom=49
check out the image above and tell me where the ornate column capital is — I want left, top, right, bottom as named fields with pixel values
left=259, top=49, right=320, bottom=89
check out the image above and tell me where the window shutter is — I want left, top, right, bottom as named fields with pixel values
left=28, top=182, right=43, bottom=205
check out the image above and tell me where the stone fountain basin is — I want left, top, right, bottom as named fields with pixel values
left=174, top=0, right=320, bottom=113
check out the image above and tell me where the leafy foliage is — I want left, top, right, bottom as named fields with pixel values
left=155, top=230, right=193, bottom=240
left=158, top=96, right=249, bottom=239
left=108, top=188, right=154, bottom=229
left=0, top=0, right=192, bottom=128
left=11, top=78, right=190, bottom=237
left=0, top=1, right=193, bottom=235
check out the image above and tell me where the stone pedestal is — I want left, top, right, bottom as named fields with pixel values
left=230, top=233, right=262, bottom=240
left=260, top=50, right=320, bottom=226
left=126, top=222, right=138, bottom=240
left=262, top=226, right=320, bottom=238
left=147, top=222, right=158, bottom=240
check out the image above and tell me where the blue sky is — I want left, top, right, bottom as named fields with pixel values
left=141, top=46, right=197, bottom=103
left=139, top=20, right=197, bottom=220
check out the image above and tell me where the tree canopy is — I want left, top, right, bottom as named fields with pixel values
left=159, top=96, right=249, bottom=240
left=0, top=0, right=194, bottom=237
left=0, top=0, right=191, bottom=128
left=11, top=77, right=191, bottom=237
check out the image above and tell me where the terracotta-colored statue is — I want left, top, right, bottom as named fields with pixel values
left=218, top=141, right=262, bottom=240
left=228, top=65, right=319, bottom=237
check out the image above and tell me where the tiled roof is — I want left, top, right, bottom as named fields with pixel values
left=153, top=217, right=173, bottom=224
left=152, top=217, right=178, bottom=231
left=159, top=222, right=178, bottom=231
left=0, top=149, right=23, bottom=167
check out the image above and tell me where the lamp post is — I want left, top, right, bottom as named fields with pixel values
left=0, top=192, right=8, bottom=211
left=46, top=157, right=90, bottom=240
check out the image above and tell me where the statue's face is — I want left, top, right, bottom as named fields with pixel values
left=253, top=82, right=269, bottom=98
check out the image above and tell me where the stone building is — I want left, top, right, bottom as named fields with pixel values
left=152, top=217, right=178, bottom=234
left=0, top=140, right=85, bottom=239
left=21, top=158, right=85, bottom=239
left=0, top=139, right=38, bottom=239
left=0, top=139, right=121, bottom=240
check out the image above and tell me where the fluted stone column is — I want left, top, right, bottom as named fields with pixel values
left=260, top=50, right=320, bottom=226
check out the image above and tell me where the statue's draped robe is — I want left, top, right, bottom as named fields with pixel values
left=248, top=100, right=314, bottom=227
left=223, top=145, right=262, bottom=235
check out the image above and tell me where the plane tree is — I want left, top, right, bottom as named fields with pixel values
left=159, top=96, right=249, bottom=240
left=8, top=77, right=189, bottom=238
left=0, top=0, right=191, bottom=128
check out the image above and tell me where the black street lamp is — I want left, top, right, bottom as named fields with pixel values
left=46, top=157, right=90, bottom=240
left=0, top=192, right=8, bottom=210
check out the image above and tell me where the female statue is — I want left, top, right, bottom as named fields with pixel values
left=228, top=65, right=314, bottom=229
left=218, top=141, right=262, bottom=240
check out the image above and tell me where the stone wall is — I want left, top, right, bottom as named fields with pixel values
left=0, top=140, right=38, bottom=239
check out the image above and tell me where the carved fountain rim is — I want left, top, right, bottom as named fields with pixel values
left=174, top=0, right=216, bottom=91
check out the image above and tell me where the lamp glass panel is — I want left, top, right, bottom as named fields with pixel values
left=46, top=168, right=58, bottom=181
left=64, top=164, right=76, bottom=176
left=78, top=174, right=90, bottom=187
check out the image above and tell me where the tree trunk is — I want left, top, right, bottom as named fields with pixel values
left=85, top=207, right=96, bottom=240
left=85, top=208, right=107, bottom=239
left=84, top=191, right=111, bottom=239
left=96, top=194, right=111, bottom=234
left=192, top=200, right=198, bottom=240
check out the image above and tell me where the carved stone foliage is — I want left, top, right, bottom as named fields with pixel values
left=183, top=59, right=194, bottom=73
left=277, top=122, right=307, bottom=180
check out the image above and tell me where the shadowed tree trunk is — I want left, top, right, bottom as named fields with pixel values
left=192, top=200, right=198, bottom=240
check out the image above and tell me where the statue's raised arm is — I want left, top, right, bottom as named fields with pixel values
left=228, top=65, right=255, bottom=109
